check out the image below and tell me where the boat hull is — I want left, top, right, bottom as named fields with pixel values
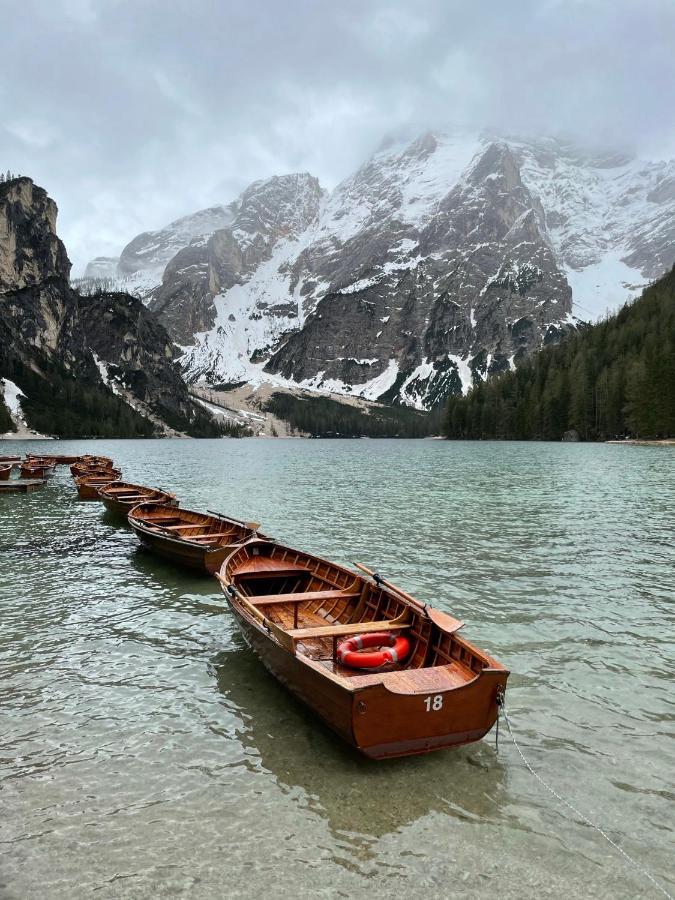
left=132, top=526, right=233, bottom=574
left=229, top=600, right=507, bottom=759
left=101, top=494, right=178, bottom=521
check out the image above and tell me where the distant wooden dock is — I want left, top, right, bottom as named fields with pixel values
left=0, top=478, right=47, bottom=493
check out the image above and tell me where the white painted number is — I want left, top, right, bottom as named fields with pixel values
left=424, top=694, right=443, bottom=712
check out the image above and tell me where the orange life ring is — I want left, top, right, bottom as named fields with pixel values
left=337, top=632, right=410, bottom=669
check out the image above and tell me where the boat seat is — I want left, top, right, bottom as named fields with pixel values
left=237, top=566, right=308, bottom=580
left=288, top=618, right=408, bottom=640
left=162, top=523, right=211, bottom=531
left=187, top=532, right=242, bottom=542
left=249, top=590, right=360, bottom=607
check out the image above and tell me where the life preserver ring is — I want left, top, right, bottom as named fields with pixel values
left=337, top=632, right=410, bottom=669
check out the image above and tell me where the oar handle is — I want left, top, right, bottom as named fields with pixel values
left=354, top=562, right=427, bottom=610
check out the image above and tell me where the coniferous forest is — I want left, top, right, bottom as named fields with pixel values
left=444, top=267, right=675, bottom=441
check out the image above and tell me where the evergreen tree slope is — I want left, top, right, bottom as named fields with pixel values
left=444, top=267, right=675, bottom=440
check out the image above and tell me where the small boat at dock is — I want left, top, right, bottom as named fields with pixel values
left=0, top=455, right=21, bottom=464
left=97, top=482, right=178, bottom=519
left=75, top=470, right=122, bottom=500
left=70, top=456, right=113, bottom=477
left=216, top=541, right=509, bottom=759
left=0, top=478, right=46, bottom=494
left=0, top=463, right=13, bottom=480
left=128, top=503, right=266, bottom=573
left=20, top=461, right=55, bottom=479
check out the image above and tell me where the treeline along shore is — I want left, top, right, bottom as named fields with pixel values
left=443, top=267, right=675, bottom=442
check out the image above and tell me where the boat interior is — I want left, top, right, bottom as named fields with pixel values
left=100, top=483, right=174, bottom=505
left=131, top=503, right=260, bottom=547
left=224, top=541, right=493, bottom=683
left=76, top=470, right=121, bottom=484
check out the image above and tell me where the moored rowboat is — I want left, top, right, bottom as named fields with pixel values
left=70, top=456, right=113, bottom=477
left=75, top=470, right=122, bottom=499
left=0, top=463, right=13, bottom=480
left=0, top=455, right=21, bottom=463
left=28, top=453, right=81, bottom=465
left=20, top=462, right=55, bottom=479
left=97, top=481, right=178, bottom=519
left=128, top=503, right=266, bottom=573
left=216, top=540, right=509, bottom=759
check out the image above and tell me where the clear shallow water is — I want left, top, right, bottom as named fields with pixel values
left=0, top=438, right=673, bottom=900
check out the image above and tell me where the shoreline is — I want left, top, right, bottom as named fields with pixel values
left=606, top=438, right=675, bottom=446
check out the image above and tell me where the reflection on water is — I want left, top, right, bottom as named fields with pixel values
left=0, top=439, right=673, bottom=899
left=211, top=646, right=507, bottom=843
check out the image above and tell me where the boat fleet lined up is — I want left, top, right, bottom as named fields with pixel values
left=1, top=452, right=509, bottom=759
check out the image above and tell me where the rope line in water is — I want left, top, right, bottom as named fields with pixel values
left=498, top=703, right=673, bottom=900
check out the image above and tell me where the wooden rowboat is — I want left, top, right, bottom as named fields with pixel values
left=216, top=540, right=509, bottom=759
left=20, top=462, right=55, bottom=479
left=128, top=503, right=266, bottom=574
left=0, top=463, right=13, bottom=480
left=28, top=453, right=80, bottom=465
left=0, top=455, right=21, bottom=463
left=70, top=456, right=113, bottom=476
left=0, top=478, right=46, bottom=494
left=97, top=481, right=178, bottom=519
left=75, top=470, right=121, bottom=500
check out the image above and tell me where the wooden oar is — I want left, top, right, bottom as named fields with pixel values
left=354, top=562, right=428, bottom=612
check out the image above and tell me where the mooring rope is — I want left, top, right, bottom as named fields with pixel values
left=496, top=699, right=673, bottom=900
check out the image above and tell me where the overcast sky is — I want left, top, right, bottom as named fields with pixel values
left=2, top=0, right=674, bottom=273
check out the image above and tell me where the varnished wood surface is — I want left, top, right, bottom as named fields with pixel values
left=128, top=503, right=265, bottom=573
left=218, top=539, right=509, bottom=758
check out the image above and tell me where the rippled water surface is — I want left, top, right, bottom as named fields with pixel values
left=1, top=439, right=673, bottom=899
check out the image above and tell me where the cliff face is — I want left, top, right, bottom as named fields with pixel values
left=147, top=174, right=324, bottom=344
left=0, top=179, right=70, bottom=291
left=0, top=178, right=219, bottom=437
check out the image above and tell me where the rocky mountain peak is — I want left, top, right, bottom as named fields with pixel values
left=234, top=173, right=323, bottom=246
left=0, top=177, right=71, bottom=291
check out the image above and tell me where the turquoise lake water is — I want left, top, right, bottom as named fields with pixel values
left=1, top=438, right=673, bottom=899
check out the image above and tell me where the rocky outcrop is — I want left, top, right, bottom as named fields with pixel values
left=148, top=174, right=323, bottom=343
left=0, top=179, right=70, bottom=291
left=0, top=177, right=221, bottom=437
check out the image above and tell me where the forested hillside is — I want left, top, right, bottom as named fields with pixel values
left=444, top=267, right=675, bottom=441
left=265, top=392, right=437, bottom=438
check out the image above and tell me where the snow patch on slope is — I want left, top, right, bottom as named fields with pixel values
left=1, top=378, right=26, bottom=421
left=565, top=252, right=646, bottom=320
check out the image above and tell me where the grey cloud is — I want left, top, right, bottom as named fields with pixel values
left=1, top=0, right=673, bottom=272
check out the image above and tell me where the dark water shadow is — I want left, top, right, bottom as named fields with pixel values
left=210, top=645, right=508, bottom=842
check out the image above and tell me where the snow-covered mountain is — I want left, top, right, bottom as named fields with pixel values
left=81, top=133, right=675, bottom=409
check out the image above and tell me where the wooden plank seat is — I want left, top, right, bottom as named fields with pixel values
left=186, top=532, right=244, bottom=542
left=162, top=523, right=216, bottom=531
left=250, top=590, right=360, bottom=607
left=237, top=566, right=309, bottom=580
left=288, top=617, right=408, bottom=640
